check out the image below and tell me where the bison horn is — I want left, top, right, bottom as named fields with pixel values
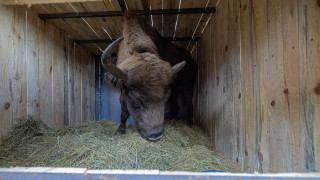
left=101, top=37, right=128, bottom=82
left=172, top=61, right=186, bottom=75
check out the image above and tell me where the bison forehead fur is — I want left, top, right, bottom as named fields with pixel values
left=127, top=60, right=173, bottom=101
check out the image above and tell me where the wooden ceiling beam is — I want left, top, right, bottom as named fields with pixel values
left=0, top=0, right=101, bottom=5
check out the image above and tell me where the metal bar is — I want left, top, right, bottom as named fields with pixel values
left=74, top=37, right=200, bottom=44
left=38, top=7, right=216, bottom=19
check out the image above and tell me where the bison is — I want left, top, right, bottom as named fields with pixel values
left=102, top=11, right=197, bottom=141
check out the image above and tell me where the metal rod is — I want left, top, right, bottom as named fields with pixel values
left=74, top=37, right=200, bottom=44
left=38, top=7, right=216, bottom=19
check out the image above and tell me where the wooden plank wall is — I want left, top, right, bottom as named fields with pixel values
left=195, top=0, right=320, bottom=173
left=0, top=4, right=95, bottom=137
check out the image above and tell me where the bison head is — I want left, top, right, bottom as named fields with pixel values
left=101, top=11, right=186, bottom=141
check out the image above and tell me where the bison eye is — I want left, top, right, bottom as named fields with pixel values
left=136, top=47, right=148, bottom=54
left=132, top=103, right=140, bottom=110
left=138, top=50, right=147, bottom=54
left=129, top=99, right=142, bottom=111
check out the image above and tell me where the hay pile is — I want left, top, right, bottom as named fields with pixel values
left=0, top=115, right=239, bottom=172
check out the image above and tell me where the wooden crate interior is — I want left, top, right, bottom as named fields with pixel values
left=0, top=0, right=319, bottom=173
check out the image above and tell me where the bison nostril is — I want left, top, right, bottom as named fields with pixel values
left=140, top=129, right=164, bottom=141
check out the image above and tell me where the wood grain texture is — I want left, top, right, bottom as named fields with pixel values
left=28, top=0, right=214, bottom=54
left=196, top=37, right=202, bottom=125
left=150, top=0, right=162, bottom=34
left=11, top=6, right=28, bottom=125
left=80, top=46, right=95, bottom=121
left=299, top=0, right=320, bottom=172
left=196, top=0, right=320, bottom=173
left=26, top=8, right=40, bottom=118
left=163, top=0, right=179, bottom=38
left=0, top=0, right=102, bottom=5
left=39, top=20, right=53, bottom=126
left=0, top=5, right=14, bottom=137
left=174, top=0, right=207, bottom=48
left=74, top=44, right=83, bottom=124
left=67, top=38, right=77, bottom=126
left=52, top=27, right=65, bottom=127
left=32, top=3, right=104, bottom=54
left=72, top=1, right=123, bottom=38
left=0, top=4, right=95, bottom=134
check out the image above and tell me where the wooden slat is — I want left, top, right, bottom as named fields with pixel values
left=73, top=1, right=123, bottom=38
left=202, top=25, right=207, bottom=130
left=187, top=0, right=216, bottom=52
left=150, top=0, right=162, bottom=34
left=172, top=0, right=193, bottom=48
left=39, top=20, right=53, bottom=126
left=63, top=35, right=69, bottom=126
left=89, top=53, right=95, bottom=121
left=32, top=3, right=103, bottom=54
left=67, top=38, right=76, bottom=125
left=50, top=3, right=100, bottom=38
left=209, top=15, right=216, bottom=150
left=163, top=0, right=179, bottom=38
left=31, top=4, right=89, bottom=39
left=196, top=37, right=202, bottom=125
left=239, top=0, right=255, bottom=172
left=265, top=0, right=301, bottom=172
left=228, top=0, right=241, bottom=170
left=191, top=43, right=198, bottom=124
left=299, top=0, right=320, bottom=172
left=174, top=0, right=208, bottom=49
left=0, top=5, right=14, bottom=137
left=205, top=17, right=211, bottom=141
left=80, top=48, right=87, bottom=122
left=193, top=0, right=216, bottom=38
left=124, top=0, right=144, bottom=10
left=80, top=48, right=93, bottom=121
left=73, top=44, right=83, bottom=124
left=52, top=27, right=65, bottom=127
left=53, top=2, right=110, bottom=53
left=249, top=0, right=269, bottom=173
left=26, top=8, right=40, bottom=118
left=11, top=6, right=28, bottom=124
left=104, top=0, right=122, bottom=11
left=0, top=0, right=101, bottom=5
left=69, top=2, right=109, bottom=39
left=213, top=0, right=225, bottom=158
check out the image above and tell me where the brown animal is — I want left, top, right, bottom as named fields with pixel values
left=101, top=11, right=186, bottom=141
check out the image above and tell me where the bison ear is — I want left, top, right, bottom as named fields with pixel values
left=172, top=61, right=186, bottom=75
